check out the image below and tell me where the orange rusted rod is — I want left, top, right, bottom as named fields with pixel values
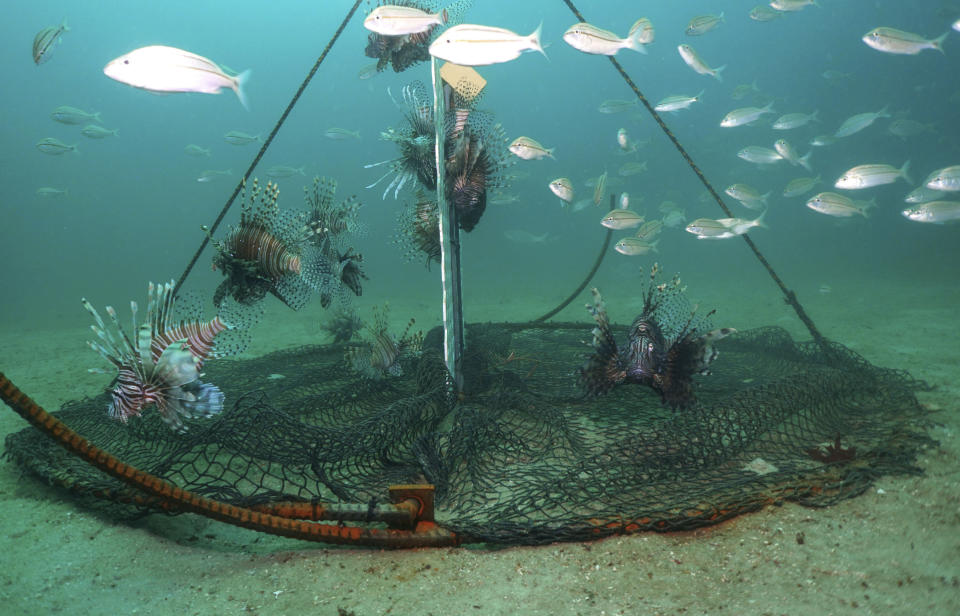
left=0, top=371, right=460, bottom=548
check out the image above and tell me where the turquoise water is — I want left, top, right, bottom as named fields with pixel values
left=2, top=1, right=958, bottom=333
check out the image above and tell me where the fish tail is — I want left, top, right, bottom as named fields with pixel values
left=899, top=159, right=912, bottom=184
left=93, top=111, right=102, bottom=123
left=933, top=31, right=948, bottom=54
left=233, top=69, right=251, bottom=111
left=626, top=27, right=648, bottom=54
left=61, top=17, right=70, bottom=32
left=799, top=150, right=813, bottom=171
left=713, top=65, right=726, bottom=82
left=530, top=21, right=548, bottom=60
left=440, top=8, right=448, bottom=24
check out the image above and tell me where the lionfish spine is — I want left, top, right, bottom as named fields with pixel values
left=226, top=225, right=302, bottom=277
left=150, top=318, right=229, bottom=368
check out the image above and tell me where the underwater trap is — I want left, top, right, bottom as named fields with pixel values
left=0, top=1, right=935, bottom=549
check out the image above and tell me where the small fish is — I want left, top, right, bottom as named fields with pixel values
left=737, top=146, right=782, bottom=164
left=184, top=144, right=211, bottom=157
left=654, top=91, right=703, bottom=112
left=33, top=19, right=69, bottom=65
left=635, top=220, right=663, bottom=240
left=548, top=178, right=574, bottom=203
left=783, top=175, right=821, bottom=197
left=955, top=18, right=960, bottom=33
left=616, top=128, right=631, bottom=151
left=593, top=171, right=608, bottom=205
left=661, top=209, right=686, bottom=228
left=363, top=5, right=448, bottom=36
left=224, top=131, right=262, bottom=145
left=774, top=139, right=812, bottom=170
left=51, top=105, right=101, bottom=125
left=835, top=161, right=911, bottom=190
left=509, top=136, right=554, bottom=160
left=428, top=23, right=546, bottom=66
left=862, top=27, right=948, bottom=55
left=720, top=103, right=775, bottom=127
left=685, top=218, right=736, bottom=239
left=725, top=183, right=770, bottom=208
left=714, top=212, right=767, bottom=235
left=36, top=187, right=68, bottom=198
left=35, top=137, right=77, bottom=155
left=730, top=80, right=760, bottom=100
left=358, top=62, right=379, bottom=80
left=925, top=165, right=960, bottom=192
left=618, top=192, right=630, bottom=209
left=772, top=110, right=819, bottom=130
left=834, top=106, right=890, bottom=138
left=629, top=18, right=655, bottom=45
left=678, top=44, right=725, bottom=81
left=598, top=99, right=638, bottom=114
left=614, top=237, right=659, bottom=256
left=570, top=198, right=593, bottom=212
left=197, top=169, right=234, bottom=182
left=769, top=0, right=819, bottom=11
left=618, top=161, right=648, bottom=176
left=504, top=229, right=551, bottom=243
left=809, top=135, right=837, bottom=147
left=601, top=208, right=644, bottom=230
left=904, top=185, right=945, bottom=204
left=749, top=6, right=782, bottom=22
left=887, top=119, right=934, bottom=140
left=563, top=22, right=646, bottom=55
left=80, top=124, right=118, bottom=139
left=806, top=192, right=871, bottom=217
left=685, top=13, right=724, bottom=36
left=265, top=165, right=306, bottom=179
left=325, top=127, right=361, bottom=140
left=902, top=201, right=960, bottom=223
left=490, top=193, right=520, bottom=205
left=103, top=45, right=250, bottom=109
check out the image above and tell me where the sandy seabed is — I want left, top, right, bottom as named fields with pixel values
left=1, top=272, right=958, bottom=616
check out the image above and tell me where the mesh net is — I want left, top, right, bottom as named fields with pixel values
left=4, top=321, right=932, bottom=545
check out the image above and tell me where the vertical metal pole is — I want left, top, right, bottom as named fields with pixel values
left=432, top=57, right=464, bottom=391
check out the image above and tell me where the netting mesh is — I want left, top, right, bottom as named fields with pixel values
left=4, top=323, right=932, bottom=545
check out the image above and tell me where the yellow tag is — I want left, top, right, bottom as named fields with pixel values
left=439, top=62, right=486, bottom=100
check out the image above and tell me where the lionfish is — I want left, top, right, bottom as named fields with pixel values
left=395, top=190, right=442, bottom=267
left=346, top=303, right=423, bottom=379
left=367, top=80, right=511, bottom=233
left=303, top=176, right=368, bottom=308
left=209, top=178, right=334, bottom=311
left=578, top=264, right=736, bottom=409
left=82, top=280, right=250, bottom=432
left=363, top=0, right=472, bottom=73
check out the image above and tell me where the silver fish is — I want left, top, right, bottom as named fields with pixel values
left=197, top=169, right=234, bottom=182
left=563, top=22, right=646, bottom=55
left=364, top=5, right=448, bottom=36
left=904, top=185, right=945, bottom=204
left=749, top=6, right=782, bottom=21
left=509, top=136, right=554, bottom=160
left=806, top=192, right=871, bottom=217
left=725, top=183, right=769, bottom=208
left=902, top=201, right=960, bottom=223
left=51, top=105, right=101, bottom=125
left=325, top=127, right=361, bottom=140
left=265, top=165, right=306, bottom=179
left=600, top=209, right=644, bottom=230
left=685, top=218, right=736, bottom=239
left=925, top=165, right=960, bottom=192
left=103, top=45, right=250, bottom=109
left=629, top=18, right=655, bottom=45
left=834, top=107, right=890, bottom=138
left=862, top=27, right=948, bottom=55
left=772, top=110, right=819, bottom=130
left=36, top=187, right=68, bottom=198
left=35, top=138, right=77, bottom=155
left=655, top=91, right=704, bottom=112
left=549, top=178, right=574, bottom=203
left=80, top=124, right=118, bottom=139
left=720, top=103, right=775, bottom=127
left=770, top=0, right=818, bottom=11
left=224, top=131, right=262, bottom=145
left=618, top=161, right=648, bottom=176
left=686, top=13, right=724, bottom=36
left=597, top=99, right=638, bottom=114
left=783, top=175, right=821, bottom=197
left=809, top=135, right=838, bottom=147
left=33, top=19, right=69, bottom=65
left=428, top=23, right=546, bottom=66
left=184, top=144, right=211, bottom=157
left=834, top=162, right=911, bottom=190
left=737, top=146, right=782, bottom=164
left=678, top=44, right=725, bottom=80
left=614, top=237, right=659, bottom=256
left=774, top=139, right=812, bottom=170
left=593, top=171, right=608, bottom=205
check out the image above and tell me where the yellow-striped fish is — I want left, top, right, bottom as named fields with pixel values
left=563, top=22, right=646, bottom=55
left=509, top=136, right=554, bottom=160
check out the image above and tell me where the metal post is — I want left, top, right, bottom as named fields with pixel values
left=432, top=57, right=464, bottom=391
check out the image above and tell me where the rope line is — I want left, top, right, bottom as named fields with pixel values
left=560, top=0, right=832, bottom=355
left=173, top=0, right=365, bottom=298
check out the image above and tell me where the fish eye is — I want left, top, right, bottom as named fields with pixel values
left=123, top=59, right=129, bottom=64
